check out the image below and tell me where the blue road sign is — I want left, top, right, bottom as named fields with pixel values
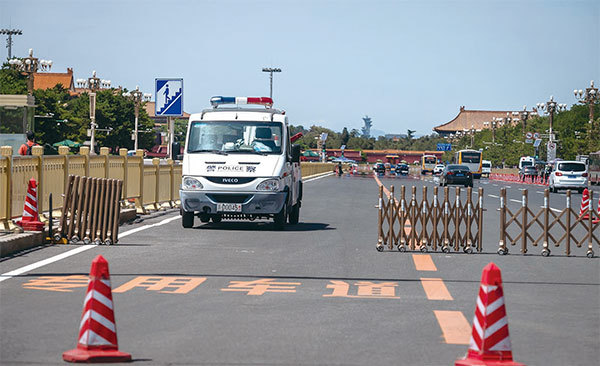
left=437, top=143, right=452, bottom=151
left=155, top=78, right=183, bottom=116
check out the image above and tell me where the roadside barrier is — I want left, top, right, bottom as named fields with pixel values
left=498, top=188, right=599, bottom=257
left=455, top=262, right=525, bottom=366
left=15, top=178, right=44, bottom=231
left=55, top=175, right=123, bottom=245
left=63, top=255, right=132, bottom=363
left=376, top=185, right=484, bottom=253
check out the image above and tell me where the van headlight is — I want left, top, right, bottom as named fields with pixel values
left=257, top=179, right=280, bottom=191
left=183, top=176, right=203, bottom=190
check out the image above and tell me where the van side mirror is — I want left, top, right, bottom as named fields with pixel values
left=291, top=144, right=301, bottom=163
left=172, top=142, right=182, bottom=160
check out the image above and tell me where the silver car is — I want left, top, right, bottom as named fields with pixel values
left=548, top=161, right=588, bottom=193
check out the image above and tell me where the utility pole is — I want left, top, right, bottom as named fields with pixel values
left=262, top=67, right=281, bottom=99
left=519, top=105, right=530, bottom=135
left=76, top=71, right=111, bottom=155
left=0, top=28, right=22, bottom=59
left=537, top=96, right=567, bottom=161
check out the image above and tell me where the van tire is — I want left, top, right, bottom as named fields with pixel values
left=182, top=211, right=194, bottom=228
left=274, top=204, right=287, bottom=230
left=288, top=202, right=300, bottom=224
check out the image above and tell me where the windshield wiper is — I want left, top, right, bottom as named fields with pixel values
left=187, top=149, right=228, bottom=155
left=227, top=150, right=269, bottom=156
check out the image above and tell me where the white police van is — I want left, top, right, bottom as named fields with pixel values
left=180, top=96, right=302, bottom=229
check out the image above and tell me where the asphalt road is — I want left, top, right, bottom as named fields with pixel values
left=1, top=172, right=598, bottom=365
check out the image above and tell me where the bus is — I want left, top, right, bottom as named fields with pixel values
left=421, top=154, right=438, bottom=174
left=588, top=151, right=600, bottom=185
left=455, top=149, right=482, bottom=179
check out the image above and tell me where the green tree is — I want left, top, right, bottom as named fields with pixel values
left=0, top=64, right=27, bottom=94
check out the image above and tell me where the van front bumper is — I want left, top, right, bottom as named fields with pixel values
left=180, top=190, right=287, bottom=215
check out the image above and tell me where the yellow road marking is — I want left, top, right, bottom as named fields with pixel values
left=113, top=276, right=207, bottom=294
left=412, top=254, right=437, bottom=271
left=420, top=278, right=453, bottom=300
left=433, top=310, right=471, bottom=345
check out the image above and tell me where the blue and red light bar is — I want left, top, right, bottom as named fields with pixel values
left=210, top=96, right=273, bottom=107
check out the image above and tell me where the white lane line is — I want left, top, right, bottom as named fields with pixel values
left=0, top=215, right=180, bottom=283
left=537, top=191, right=544, bottom=194
left=488, top=194, right=499, bottom=198
left=540, top=207, right=563, bottom=213
left=493, top=184, right=498, bottom=187
left=303, top=172, right=334, bottom=183
left=509, top=199, right=521, bottom=203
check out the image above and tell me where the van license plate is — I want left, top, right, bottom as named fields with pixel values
left=217, top=203, right=242, bottom=212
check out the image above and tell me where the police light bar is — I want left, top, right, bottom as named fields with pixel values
left=210, top=96, right=273, bottom=107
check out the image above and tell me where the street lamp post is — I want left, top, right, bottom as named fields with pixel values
left=536, top=96, right=567, bottom=161
left=262, top=67, right=281, bottom=99
left=536, top=96, right=567, bottom=143
left=1, top=28, right=22, bottom=59
left=519, top=105, right=530, bottom=135
left=574, top=80, right=599, bottom=139
left=8, top=48, right=52, bottom=95
left=123, top=86, right=152, bottom=151
left=76, top=71, right=111, bottom=155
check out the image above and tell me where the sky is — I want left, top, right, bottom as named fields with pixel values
left=1, top=0, right=598, bottom=136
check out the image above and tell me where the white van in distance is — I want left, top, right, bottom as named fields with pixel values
left=179, top=96, right=302, bottom=229
left=481, top=160, right=492, bottom=177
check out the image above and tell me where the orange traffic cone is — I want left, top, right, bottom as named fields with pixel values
left=455, top=263, right=525, bottom=366
left=15, top=178, right=44, bottom=231
left=578, top=188, right=591, bottom=220
left=63, top=255, right=131, bottom=363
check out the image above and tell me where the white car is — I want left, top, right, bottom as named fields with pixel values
left=481, top=160, right=492, bottom=177
left=433, top=164, right=445, bottom=175
left=548, top=160, right=588, bottom=193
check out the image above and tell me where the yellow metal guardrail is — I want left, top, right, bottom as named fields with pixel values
left=1, top=146, right=336, bottom=231
left=0, top=145, right=180, bottom=231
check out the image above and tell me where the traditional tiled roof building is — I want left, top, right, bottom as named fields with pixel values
left=433, top=106, right=538, bottom=136
left=33, top=68, right=75, bottom=93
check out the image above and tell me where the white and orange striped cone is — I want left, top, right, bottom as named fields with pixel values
left=15, top=178, right=44, bottom=231
left=455, top=262, right=525, bottom=366
left=63, top=255, right=131, bottom=363
left=578, top=188, right=591, bottom=220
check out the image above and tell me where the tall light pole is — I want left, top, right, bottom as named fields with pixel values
left=76, top=71, right=111, bottom=155
left=574, top=80, right=599, bottom=140
left=262, top=67, right=281, bottom=99
left=123, top=86, right=152, bottom=151
left=537, top=96, right=567, bottom=161
left=1, top=28, right=22, bottom=59
left=519, top=105, right=530, bottom=135
left=8, top=48, right=52, bottom=94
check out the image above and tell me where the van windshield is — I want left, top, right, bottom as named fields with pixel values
left=521, top=161, right=533, bottom=167
left=187, top=121, right=283, bottom=154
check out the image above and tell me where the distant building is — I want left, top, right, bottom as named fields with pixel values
left=144, top=101, right=190, bottom=128
left=433, top=106, right=538, bottom=136
left=33, top=68, right=75, bottom=94
left=361, top=115, right=372, bottom=137
left=384, top=133, right=406, bottom=141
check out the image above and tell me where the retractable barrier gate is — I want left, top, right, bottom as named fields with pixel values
left=55, top=175, right=123, bottom=245
left=498, top=188, right=599, bottom=257
left=377, top=185, right=484, bottom=253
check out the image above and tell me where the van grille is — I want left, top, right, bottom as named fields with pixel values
left=206, top=194, right=251, bottom=203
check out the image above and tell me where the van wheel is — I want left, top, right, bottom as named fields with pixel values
left=199, top=214, right=210, bottom=223
left=182, top=211, right=194, bottom=228
left=288, top=202, right=300, bottom=224
left=274, top=204, right=287, bottom=230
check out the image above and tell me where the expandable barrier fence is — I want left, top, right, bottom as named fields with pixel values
left=376, top=185, right=484, bottom=253
left=55, top=175, right=123, bottom=245
left=489, top=173, right=548, bottom=186
left=498, top=188, right=599, bottom=257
